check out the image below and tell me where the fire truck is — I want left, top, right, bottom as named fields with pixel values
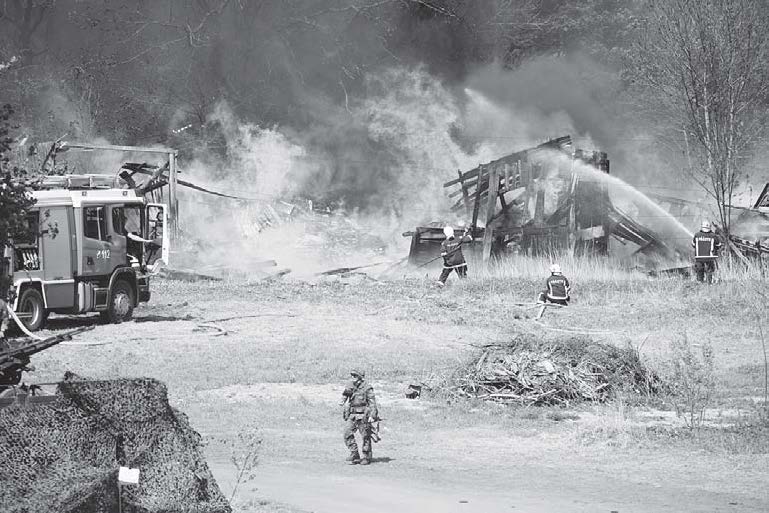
left=3, top=174, right=168, bottom=331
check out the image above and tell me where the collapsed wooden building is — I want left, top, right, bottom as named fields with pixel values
left=405, top=135, right=689, bottom=266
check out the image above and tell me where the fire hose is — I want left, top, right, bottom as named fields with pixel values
left=415, top=232, right=473, bottom=269
left=6, top=303, right=44, bottom=341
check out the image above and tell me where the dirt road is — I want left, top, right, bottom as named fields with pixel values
left=206, top=449, right=767, bottom=513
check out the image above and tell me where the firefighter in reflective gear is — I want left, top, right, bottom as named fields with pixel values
left=0, top=257, right=12, bottom=343
left=537, top=264, right=570, bottom=305
left=341, top=369, right=378, bottom=465
left=437, top=225, right=472, bottom=286
left=692, top=220, right=722, bottom=283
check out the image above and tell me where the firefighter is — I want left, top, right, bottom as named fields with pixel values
left=692, top=220, right=722, bottom=283
left=341, top=369, right=378, bottom=465
left=537, top=264, right=570, bottom=305
left=0, top=257, right=12, bottom=342
left=437, top=224, right=472, bottom=286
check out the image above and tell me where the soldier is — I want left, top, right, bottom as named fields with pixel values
left=0, top=256, right=12, bottom=343
left=341, top=369, right=378, bottom=465
left=437, top=225, right=472, bottom=286
left=692, top=220, right=722, bottom=284
left=537, top=264, right=570, bottom=306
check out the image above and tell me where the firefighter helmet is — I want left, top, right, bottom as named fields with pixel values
left=701, top=220, right=712, bottom=232
left=549, top=263, right=562, bottom=274
left=443, top=225, right=454, bottom=238
left=350, top=369, right=365, bottom=378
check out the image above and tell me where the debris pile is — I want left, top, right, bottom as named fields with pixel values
left=454, top=336, right=660, bottom=406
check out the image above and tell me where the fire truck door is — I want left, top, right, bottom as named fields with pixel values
left=41, top=207, right=76, bottom=309
left=145, top=204, right=169, bottom=266
left=106, top=205, right=131, bottom=270
left=81, top=206, right=113, bottom=277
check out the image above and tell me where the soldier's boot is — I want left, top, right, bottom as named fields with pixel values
left=360, top=450, right=372, bottom=465
left=346, top=452, right=361, bottom=465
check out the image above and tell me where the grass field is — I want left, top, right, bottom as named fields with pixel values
left=27, top=255, right=769, bottom=512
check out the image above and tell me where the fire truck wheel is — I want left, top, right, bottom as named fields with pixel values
left=105, top=280, right=134, bottom=324
left=18, top=288, right=46, bottom=332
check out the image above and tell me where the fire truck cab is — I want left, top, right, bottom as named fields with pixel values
left=3, top=175, right=168, bottom=331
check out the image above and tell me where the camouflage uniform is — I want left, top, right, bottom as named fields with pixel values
left=342, top=371, right=378, bottom=465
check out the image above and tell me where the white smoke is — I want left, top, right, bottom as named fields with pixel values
left=173, top=59, right=688, bottom=275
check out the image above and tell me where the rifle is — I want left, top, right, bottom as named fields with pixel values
left=0, top=326, right=94, bottom=388
left=369, top=417, right=383, bottom=443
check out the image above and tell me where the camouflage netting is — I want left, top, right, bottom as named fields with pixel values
left=0, top=373, right=231, bottom=513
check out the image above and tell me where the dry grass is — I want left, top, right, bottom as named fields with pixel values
left=24, top=259, right=769, bottom=512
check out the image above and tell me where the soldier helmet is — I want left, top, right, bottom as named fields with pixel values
left=549, top=263, right=562, bottom=274
left=443, top=225, right=454, bottom=238
left=350, top=369, right=365, bottom=378
left=701, top=220, right=712, bottom=232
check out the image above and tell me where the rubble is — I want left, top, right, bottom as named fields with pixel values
left=406, top=135, right=692, bottom=269
left=451, top=335, right=661, bottom=406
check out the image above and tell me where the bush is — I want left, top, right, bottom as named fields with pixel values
left=669, top=333, right=716, bottom=431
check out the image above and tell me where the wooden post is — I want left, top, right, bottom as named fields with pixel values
left=503, top=163, right=510, bottom=192
left=471, top=164, right=484, bottom=230
left=458, top=169, right=471, bottom=218
left=567, top=157, right=578, bottom=254
left=482, top=165, right=500, bottom=263
left=168, top=151, right=178, bottom=238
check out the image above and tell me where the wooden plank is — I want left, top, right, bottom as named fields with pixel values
left=450, top=198, right=467, bottom=212
left=448, top=188, right=465, bottom=199
left=169, top=151, right=179, bottom=237
left=482, top=165, right=500, bottom=262
left=444, top=136, right=572, bottom=189
left=444, top=167, right=480, bottom=188
left=459, top=169, right=471, bottom=218
left=471, top=164, right=485, bottom=229
left=62, top=143, right=175, bottom=154
left=566, top=157, right=578, bottom=254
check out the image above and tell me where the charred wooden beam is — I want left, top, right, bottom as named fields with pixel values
left=443, top=135, right=572, bottom=188
left=482, top=166, right=501, bottom=262
left=471, top=164, right=485, bottom=229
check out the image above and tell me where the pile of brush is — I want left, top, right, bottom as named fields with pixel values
left=454, top=335, right=660, bottom=406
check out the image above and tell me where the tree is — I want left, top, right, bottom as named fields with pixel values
left=0, top=104, right=36, bottom=253
left=633, top=0, right=769, bottom=237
